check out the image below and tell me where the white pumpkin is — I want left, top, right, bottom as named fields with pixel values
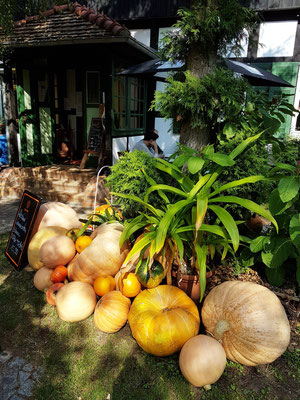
left=179, top=335, right=227, bottom=387
left=56, top=281, right=96, bottom=322
left=201, top=281, right=290, bottom=366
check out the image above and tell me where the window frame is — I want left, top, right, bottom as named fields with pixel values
left=112, top=74, right=147, bottom=138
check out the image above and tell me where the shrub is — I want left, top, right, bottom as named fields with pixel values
left=106, top=151, right=168, bottom=218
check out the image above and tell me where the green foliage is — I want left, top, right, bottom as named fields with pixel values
left=115, top=134, right=277, bottom=301
left=216, top=92, right=298, bottom=208
left=248, top=163, right=300, bottom=287
left=152, top=68, right=253, bottom=131
left=159, top=0, right=258, bottom=62
left=106, top=151, right=168, bottom=218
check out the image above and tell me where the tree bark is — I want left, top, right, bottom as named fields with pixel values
left=180, top=42, right=217, bottom=149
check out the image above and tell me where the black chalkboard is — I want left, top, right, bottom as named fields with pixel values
left=5, top=190, right=41, bottom=270
left=87, top=118, right=105, bottom=152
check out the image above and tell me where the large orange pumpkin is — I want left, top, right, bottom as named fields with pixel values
left=94, top=291, right=131, bottom=333
left=68, top=223, right=130, bottom=285
left=128, top=285, right=200, bottom=356
left=201, top=281, right=291, bottom=366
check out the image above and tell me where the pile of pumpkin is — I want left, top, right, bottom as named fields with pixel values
left=29, top=202, right=291, bottom=389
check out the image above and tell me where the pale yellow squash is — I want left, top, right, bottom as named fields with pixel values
left=128, top=285, right=200, bottom=356
left=201, top=281, right=290, bottom=366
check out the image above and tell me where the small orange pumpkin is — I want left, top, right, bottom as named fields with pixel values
left=94, top=291, right=131, bottom=333
left=118, top=272, right=141, bottom=298
left=50, top=266, right=68, bottom=283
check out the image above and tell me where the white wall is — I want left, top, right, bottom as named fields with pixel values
left=258, top=21, right=298, bottom=58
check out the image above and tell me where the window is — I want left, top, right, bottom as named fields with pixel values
left=258, top=21, right=298, bottom=58
left=86, top=72, right=100, bottom=104
left=130, top=29, right=151, bottom=47
left=113, top=76, right=146, bottom=136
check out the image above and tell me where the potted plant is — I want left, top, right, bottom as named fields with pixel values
left=112, top=133, right=278, bottom=301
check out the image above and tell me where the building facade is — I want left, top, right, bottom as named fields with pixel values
left=87, top=0, right=300, bottom=160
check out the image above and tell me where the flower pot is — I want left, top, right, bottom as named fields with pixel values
left=171, top=267, right=214, bottom=302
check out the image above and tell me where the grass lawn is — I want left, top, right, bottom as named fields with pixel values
left=0, top=232, right=299, bottom=400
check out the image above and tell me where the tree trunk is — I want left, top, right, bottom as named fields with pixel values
left=180, top=42, right=217, bottom=149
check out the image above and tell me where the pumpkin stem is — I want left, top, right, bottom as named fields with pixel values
left=203, top=384, right=211, bottom=391
left=214, top=320, right=229, bottom=340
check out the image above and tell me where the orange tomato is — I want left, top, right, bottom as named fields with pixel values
left=50, top=266, right=68, bottom=283
left=119, top=272, right=141, bottom=298
left=93, top=275, right=116, bottom=297
left=75, top=235, right=92, bottom=253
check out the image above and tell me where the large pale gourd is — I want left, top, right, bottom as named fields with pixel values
left=56, top=281, right=96, bottom=322
left=201, top=281, right=290, bottom=366
left=68, top=223, right=130, bottom=285
left=179, top=335, right=227, bottom=387
left=94, top=291, right=131, bottom=333
left=39, top=235, right=76, bottom=268
left=28, top=226, right=67, bottom=270
left=33, top=267, right=53, bottom=291
left=128, top=285, right=200, bottom=356
left=31, top=202, right=82, bottom=237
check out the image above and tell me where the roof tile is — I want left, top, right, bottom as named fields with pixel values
left=6, top=2, right=130, bottom=47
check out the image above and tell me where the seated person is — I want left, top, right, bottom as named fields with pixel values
left=132, top=129, right=164, bottom=158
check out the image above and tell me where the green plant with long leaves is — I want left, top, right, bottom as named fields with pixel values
left=247, top=161, right=300, bottom=288
left=112, top=133, right=278, bottom=301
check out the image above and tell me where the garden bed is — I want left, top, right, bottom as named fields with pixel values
left=0, top=232, right=299, bottom=400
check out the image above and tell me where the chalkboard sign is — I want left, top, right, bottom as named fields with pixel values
left=5, top=190, right=41, bottom=270
left=87, top=118, right=105, bottom=152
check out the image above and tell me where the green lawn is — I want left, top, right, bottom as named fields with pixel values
left=0, top=233, right=299, bottom=400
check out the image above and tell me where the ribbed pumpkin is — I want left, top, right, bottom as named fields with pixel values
left=68, top=223, right=130, bottom=285
left=201, top=281, right=291, bottom=366
left=56, top=281, right=96, bottom=322
left=94, top=290, right=131, bottom=333
left=128, top=285, right=200, bottom=356
left=136, top=259, right=165, bottom=288
left=28, top=226, right=67, bottom=271
left=179, top=335, right=227, bottom=387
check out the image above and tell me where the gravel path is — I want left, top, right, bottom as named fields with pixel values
left=0, top=352, right=43, bottom=400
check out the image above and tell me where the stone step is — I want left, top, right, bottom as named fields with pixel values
left=0, top=166, right=110, bottom=209
left=21, top=178, right=88, bottom=194
left=19, top=165, right=96, bottom=181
